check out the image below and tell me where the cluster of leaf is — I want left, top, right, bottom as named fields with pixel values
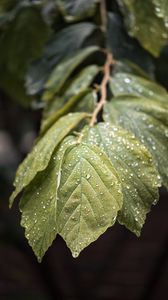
left=2, top=0, right=168, bottom=261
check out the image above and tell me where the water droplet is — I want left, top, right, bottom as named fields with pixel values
left=72, top=251, right=79, bottom=258
left=153, top=199, right=158, bottom=205
left=124, top=78, right=131, bottom=83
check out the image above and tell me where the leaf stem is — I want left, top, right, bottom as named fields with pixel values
left=89, top=51, right=114, bottom=127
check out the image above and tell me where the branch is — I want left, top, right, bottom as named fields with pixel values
left=100, top=0, right=107, bottom=32
left=89, top=51, right=114, bottom=127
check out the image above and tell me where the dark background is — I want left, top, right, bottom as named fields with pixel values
left=0, top=88, right=168, bottom=300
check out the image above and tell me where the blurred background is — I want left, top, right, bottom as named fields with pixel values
left=0, top=84, right=168, bottom=300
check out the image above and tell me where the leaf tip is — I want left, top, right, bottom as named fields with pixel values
left=72, top=250, right=80, bottom=258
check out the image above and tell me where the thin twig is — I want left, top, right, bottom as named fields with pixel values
left=89, top=51, right=114, bottom=127
left=100, top=0, right=107, bottom=32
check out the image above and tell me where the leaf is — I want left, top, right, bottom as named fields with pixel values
left=57, top=143, right=123, bottom=257
left=61, top=65, right=99, bottom=102
left=41, top=90, right=90, bottom=134
left=57, top=0, right=98, bottom=22
left=41, top=65, right=99, bottom=132
left=0, top=0, right=16, bottom=14
left=0, top=6, right=49, bottom=79
left=112, top=60, right=151, bottom=80
left=0, top=1, right=24, bottom=28
left=82, top=123, right=161, bottom=235
left=152, top=0, right=168, bottom=24
left=0, top=70, right=31, bottom=107
left=73, top=92, right=96, bottom=113
left=104, top=96, right=168, bottom=189
left=20, top=136, right=76, bottom=262
left=26, top=22, right=97, bottom=95
left=43, top=46, right=99, bottom=101
left=0, top=5, right=49, bottom=105
left=119, top=0, right=168, bottom=56
left=107, top=12, right=154, bottom=74
left=110, top=72, right=168, bottom=101
left=9, top=112, right=87, bottom=207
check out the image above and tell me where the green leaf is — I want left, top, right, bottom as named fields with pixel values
left=0, top=1, right=24, bottom=28
left=0, top=0, right=16, bottom=14
left=0, top=6, right=49, bottom=105
left=152, top=0, right=168, bottom=24
left=57, top=142, right=123, bottom=257
left=41, top=65, right=99, bottom=132
left=83, top=123, right=161, bottom=235
left=20, top=136, right=76, bottom=262
left=27, top=23, right=98, bottom=95
left=104, top=96, right=168, bottom=189
left=107, top=12, right=154, bottom=73
left=110, top=72, right=168, bottom=101
left=0, top=70, right=31, bottom=107
left=112, top=60, right=151, bottom=80
left=43, top=46, right=99, bottom=101
left=9, top=112, right=87, bottom=207
left=73, top=92, right=96, bottom=113
left=41, top=90, right=90, bottom=134
left=57, top=0, right=98, bottom=22
left=120, top=0, right=168, bottom=56
left=0, top=6, right=49, bottom=79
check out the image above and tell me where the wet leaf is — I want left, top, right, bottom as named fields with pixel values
left=110, top=72, right=168, bottom=101
left=120, top=0, right=168, bottom=56
left=152, top=0, right=168, bottom=24
left=83, top=123, right=161, bottom=235
left=10, top=112, right=87, bottom=207
left=104, top=96, right=168, bottom=189
left=20, top=136, right=76, bottom=262
left=112, top=60, right=151, bottom=79
left=57, top=142, right=123, bottom=257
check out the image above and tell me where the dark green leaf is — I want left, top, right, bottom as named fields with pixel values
left=0, top=6, right=49, bottom=105
left=104, top=96, right=168, bottom=189
left=0, top=6, right=49, bottom=79
left=112, top=60, right=151, bottom=79
left=26, top=22, right=97, bottom=95
left=41, top=65, right=99, bottom=132
left=107, top=12, right=154, bottom=73
left=57, top=0, right=98, bottom=22
left=110, top=72, right=168, bottom=100
left=43, top=46, right=99, bottom=102
left=119, top=0, right=168, bottom=56
left=83, top=123, right=161, bottom=235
